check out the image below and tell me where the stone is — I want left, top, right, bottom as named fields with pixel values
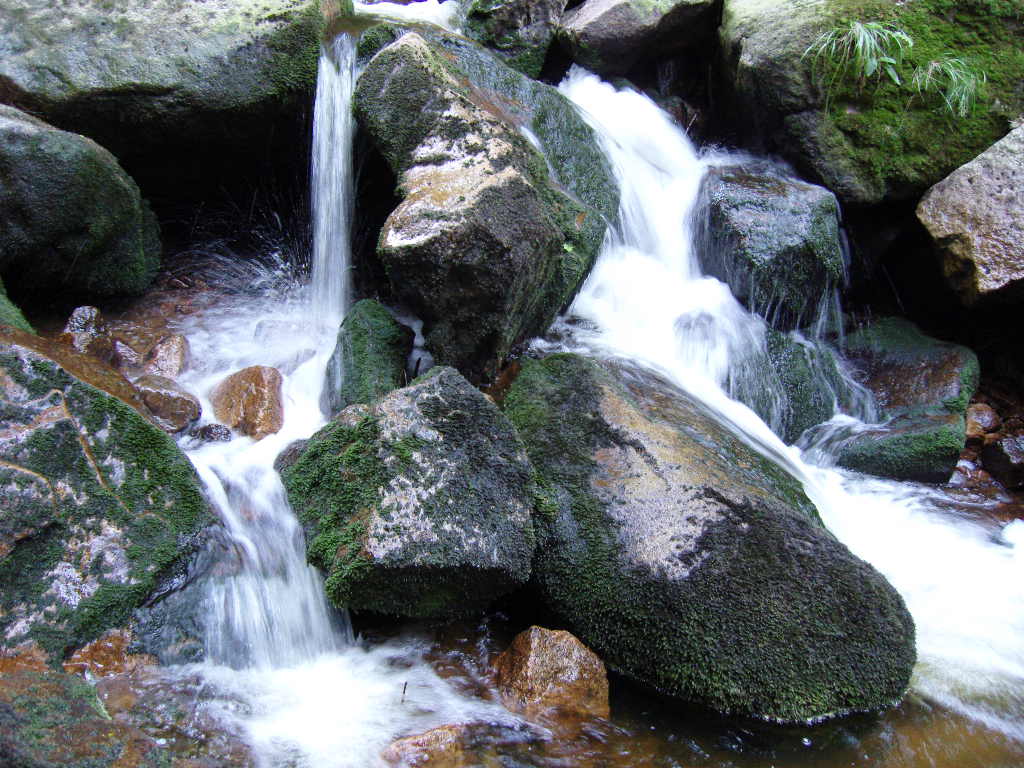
left=465, top=0, right=567, bottom=77
left=210, top=365, right=284, bottom=440
left=982, top=436, right=1024, bottom=490
left=381, top=722, right=545, bottom=767
left=133, top=374, right=201, bottom=433
left=0, top=0, right=324, bottom=204
left=58, top=306, right=116, bottom=364
left=835, top=411, right=966, bottom=484
left=113, top=339, right=144, bottom=372
left=559, top=0, right=718, bottom=76
left=0, top=326, right=211, bottom=660
left=143, top=333, right=190, bottom=379
left=0, top=275, right=31, bottom=333
left=917, top=126, right=1024, bottom=306
left=282, top=367, right=536, bottom=618
left=966, top=403, right=1001, bottom=440
left=0, top=106, right=160, bottom=298
left=62, top=628, right=156, bottom=678
left=354, top=29, right=617, bottom=380
left=322, top=299, right=412, bottom=416
left=190, top=423, right=233, bottom=444
left=494, top=626, right=610, bottom=720
left=503, top=353, right=915, bottom=722
left=696, top=163, right=845, bottom=329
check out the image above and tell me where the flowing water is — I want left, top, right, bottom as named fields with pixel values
left=151, top=13, right=1023, bottom=767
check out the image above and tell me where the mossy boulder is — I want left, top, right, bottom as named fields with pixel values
left=835, top=317, right=979, bottom=482
left=354, top=29, right=617, bottom=381
left=465, top=0, right=568, bottom=78
left=0, top=0, right=324, bottom=205
left=322, top=299, right=413, bottom=416
left=283, top=366, right=536, bottom=618
left=696, top=163, right=845, bottom=329
left=504, top=353, right=916, bottom=722
left=559, top=0, right=720, bottom=76
left=0, top=276, right=32, bottom=333
left=0, top=106, right=160, bottom=299
left=0, top=327, right=211, bottom=662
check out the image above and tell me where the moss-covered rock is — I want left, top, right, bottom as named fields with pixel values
left=465, top=0, right=567, bottom=78
left=696, top=163, right=845, bottom=329
left=835, top=317, right=979, bottom=482
left=0, top=327, right=211, bottom=662
left=504, top=353, right=916, bottom=722
left=0, top=106, right=160, bottom=299
left=322, top=299, right=413, bottom=415
left=283, top=366, right=536, bottom=618
left=354, top=29, right=617, bottom=381
left=0, top=275, right=32, bottom=333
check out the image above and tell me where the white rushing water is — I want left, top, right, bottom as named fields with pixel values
left=557, top=69, right=1024, bottom=740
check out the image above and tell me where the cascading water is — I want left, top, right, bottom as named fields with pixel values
left=556, top=69, right=1024, bottom=746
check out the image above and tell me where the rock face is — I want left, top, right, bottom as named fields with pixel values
left=133, top=374, right=201, bottom=433
left=836, top=318, right=979, bottom=482
left=322, top=299, right=412, bottom=416
left=354, top=29, right=617, bottom=380
left=916, top=126, right=1024, bottom=307
left=0, top=106, right=160, bottom=298
left=494, top=626, right=610, bottom=720
left=282, top=367, right=536, bottom=618
left=0, top=0, right=323, bottom=203
left=0, top=327, right=210, bottom=660
left=504, top=353, right=916, bottom=722
left=559, top=0, right=719, bottom=76
left=465, top=0, right=567, bottom=77
left=696, top=164, right=845, bottom=329
left=211, top=365, right=284, bottom=440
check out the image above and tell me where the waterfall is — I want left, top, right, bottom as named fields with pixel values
left=558, top=69, right=1024, bottom=741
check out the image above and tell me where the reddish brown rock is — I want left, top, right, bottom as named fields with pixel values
left=63, top=629, right=157, bottom=679
left=134, top=374, right=201, bottom=432
left=144, top=333, right=190, bottom=378
left=966, top=403, right=1001, bottom=440
left=211, top=365, right=284, bottom=440
left=382, top=724, right=478, bottom=767
left=58, top=305, right=116, bottom=364
left=494, top=626, right=610, bottom=720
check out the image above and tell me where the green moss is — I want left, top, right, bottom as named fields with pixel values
left=0, top=276, right=33, bottom=333
left=266, top=1, right=326, bottom=95
left=837, top=413, right=965, bottom=482
left=356, top=23, right=400, bottom=61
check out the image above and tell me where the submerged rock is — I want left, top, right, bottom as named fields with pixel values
left=211, top=365, right=284, bottom=440
left=0, top=326, right=210, bottom=660
left=322, top=299, right=412, bottom=416
left=504, top=353, right=916, bottom=722
left=282, top=367, right=536, bottom=618
left=0, top=106, right=160, bottom=298
left=559, top=0, right=719, bottom=76
left=917, top=125, right=1024, bottom=307
left=465, top=0, right=567, bottom=77
left=354, top=29, right=617, bottom=380
left=696, top=164, right=845, bottom=329
left=836, top=318, right=979, bottom=482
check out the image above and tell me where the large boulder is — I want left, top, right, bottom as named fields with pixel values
left=558, top=0, right=719, bottom=76
left=210, top=365, right=284, bottom=441
left=354, top=29, right=617, bottom=381
left=282, top=366, right=536, bottom=618
left=835, top=317, right=979, bottom=482
left=916, top=125, right=1024, bottom=307
left=465, top=0, right=567, bottom=78
left=322, top=299, right=412, bottom=416
left=696, top=163, right=845, bottom=329
left=0, top=326, right=210, bottom=661
left=0, top=106, right=160, bottom=298
left=503, top=353, right=916, bottom=722
left=0, top=0, right=324, bottom=205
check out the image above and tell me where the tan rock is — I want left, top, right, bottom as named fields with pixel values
left=966, top=403, right=1001, bottom=440
left=144, top=333, right=190, bottom=378
left=133, top=374, right=201, bottom=432
left=382, top=724, right=478, bottom=767
left=494, top=625, right=610, bottom=720
left=211, top=365, right=284, bottom=440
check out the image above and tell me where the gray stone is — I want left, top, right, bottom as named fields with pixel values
left=465, top=0, right=567, bottom=77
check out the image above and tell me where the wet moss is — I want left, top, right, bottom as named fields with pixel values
left=0, top=276, right=33, bottom=333
left=837, top=414, right=965, bottom=482
left=266, top=1, right=326, bottom=95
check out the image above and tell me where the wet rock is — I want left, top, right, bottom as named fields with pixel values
left=113, top=339, right=144, bottom=372
left=465, top=0, right=566, bottom=77
left=133, top=374, right=201, bottom=433
left=143, top=333, right=190, bottom=378
left=559, top=0, right=718, bottom=76
left=503, top=353, right=915, bottom=722
left=0, top=105, right=159, bottom=298
left=966, top=403, right=1001, bottom=440
left=382, top=721, right=544, bottom=767
left=0, top=275, right=32, bottom=333
left=355, top=29, right=617, bottom=380
left=982, top=436, right=1024, bottom=490
left=282, top=367, right=536, bottom=618
left=494, top=626, right=610, bottom=720
left=836, top=318, right=979, bottom=482
left=917, top=126, right=1024, bottom=306
left=0, top=326, right=210, bottom=661
left=322, top=299, right=412, bottom=416
left=190, top=423, right=233, bottom=444
left=696, top=164, right=845, bottom=329
left=273, top=438, right=309, bottom=474
left=210, top=365, right=284, bottom=441
left=58, top=305, right=117, bottom=364
left=63, top=629, right=156, bottom=678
